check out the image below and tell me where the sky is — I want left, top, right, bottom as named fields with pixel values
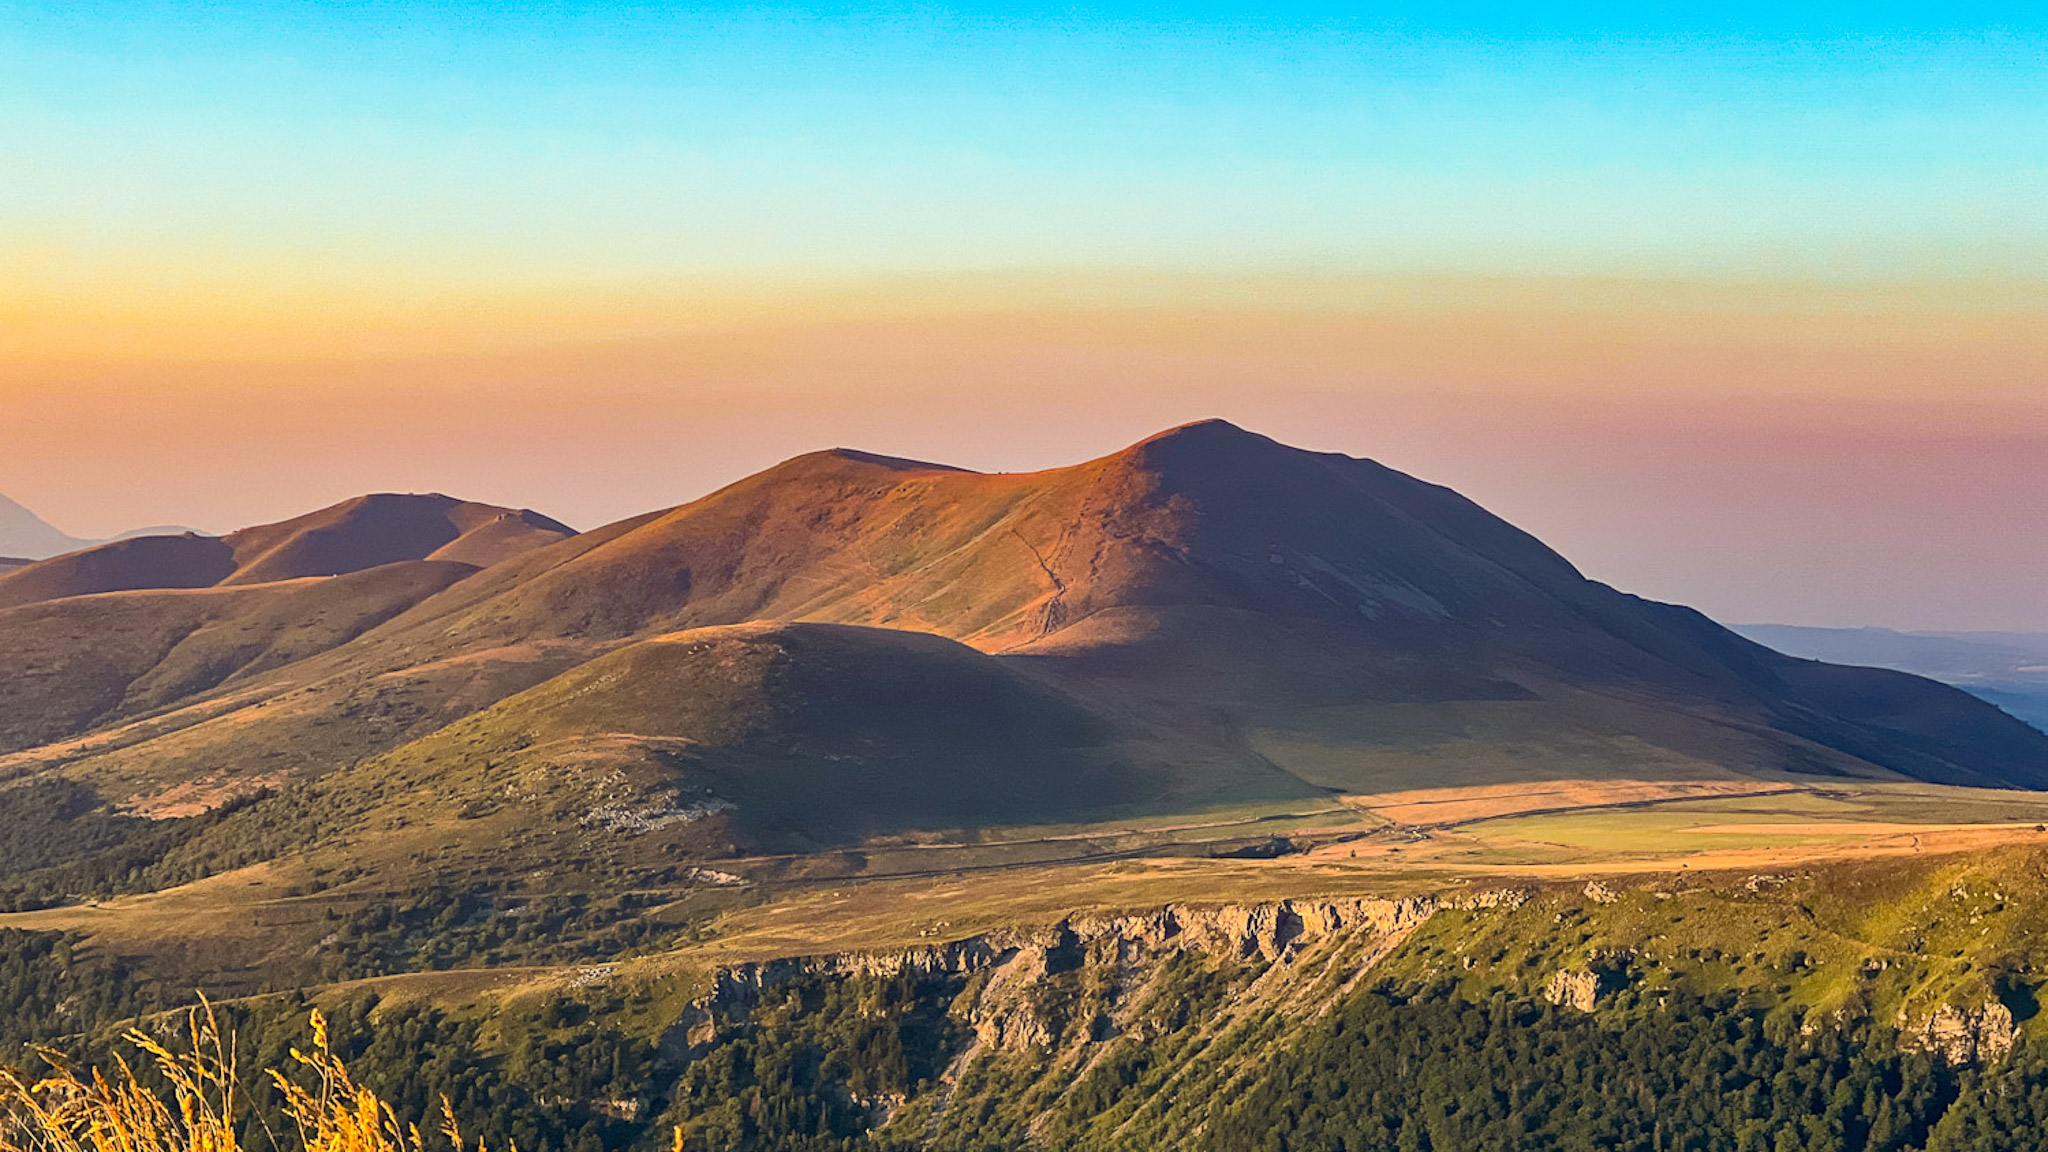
left=2, top=2, right=2045, bottom=630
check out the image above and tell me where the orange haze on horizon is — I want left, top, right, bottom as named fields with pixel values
left=4, top=274, right=2045, bottom=633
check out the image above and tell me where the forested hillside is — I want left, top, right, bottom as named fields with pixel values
left=16, top=855, right=2048, bottom=1152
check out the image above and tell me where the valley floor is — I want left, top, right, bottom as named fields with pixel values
left=15, top=776, right=2048, bottom=995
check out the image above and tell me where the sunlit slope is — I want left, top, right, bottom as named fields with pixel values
left=361, top=419, right=2048, bottom=789
left=14, top=420, right=2048, bottom=826
left=0, top=494, right=573, bottom=609
left=0, top=561, right=477, bottom=756
left=355, top=419, right=1639, bottom=654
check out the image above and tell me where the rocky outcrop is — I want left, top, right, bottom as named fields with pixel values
left=665, top=893, right=1528, bottom=1057
left=1066, top=896, right=1439, bottom=962
left=1898, top=1000, right=2017, bottom=1067
left=1542, top=944, right=1636, bottom=1013
left=1543, top=969, right=1605, bottom=1012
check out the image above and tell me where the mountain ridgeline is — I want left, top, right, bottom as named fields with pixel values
left=0, top=421, right=2044, bottom=898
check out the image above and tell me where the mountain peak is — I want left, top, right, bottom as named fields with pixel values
left=219, top=493, right=575, bottom=584
left=770, top=447, right=971, bottom=477
left=1128, top=418, right=1266, bottom=454
left=1109, top=419, right=1314, bottom=481
left=0, top=492, right=576, bottom=608
left=1143, top=416, right=1252, bottom=440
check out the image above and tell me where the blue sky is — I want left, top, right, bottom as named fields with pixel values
left=6, top=1, right=2045, bottom=282
left=6, top=3, right=2048, bottom=631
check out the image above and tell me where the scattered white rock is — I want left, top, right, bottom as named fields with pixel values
left=584, top=797, right=736, bottom=833
left=1543, top=969, right=1605, bottom=1012
left=1898, top=1000, right=2016, bottom=1067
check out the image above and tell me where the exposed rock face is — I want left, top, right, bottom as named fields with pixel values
left=666, top=894, right=1528, bottom=1057
left=1899, top=1000, right=2018, bottom=1067
left=1543, top=969, right=1605, bottom=1012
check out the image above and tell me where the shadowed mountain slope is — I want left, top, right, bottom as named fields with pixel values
left=256, top=622, right=1162, bottom=862
left=11, top=421, right=2047, bottom=841
left=1736, top=624, right=2048, bottom=735
left=0, top=494, right=573, bottom=610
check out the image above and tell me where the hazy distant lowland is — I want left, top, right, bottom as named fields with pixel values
left=1737, top=625, right=2048, bottom=735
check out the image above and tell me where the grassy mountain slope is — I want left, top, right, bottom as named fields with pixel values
left=0, top=534, right=240, bottom=610
left=346, top=419, right=2048, bottom=791
left=1738, top=624, right=2048, bottom=736
left=2, top=421, right=2043, bottom=894
left=0, top=495, right=573, bottom=609
left=0, top=561, right=480, bottom=758
left=174, top=622, right=1165, bottom=877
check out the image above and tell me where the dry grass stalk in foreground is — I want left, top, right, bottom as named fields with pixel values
left=0, top=1005, right=586, bottom=1152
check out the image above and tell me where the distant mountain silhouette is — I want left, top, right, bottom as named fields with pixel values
left=0, top=493, right=203, bottom=562
left=0, top=493, right=93, bottom=559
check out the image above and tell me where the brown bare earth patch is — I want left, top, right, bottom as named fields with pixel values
left=1350, top=778, right=1801, bottom=827
left=121, top=771, right=288, bottom=818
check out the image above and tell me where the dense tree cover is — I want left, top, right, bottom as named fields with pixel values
left=0, top=927, right=168, bottom=1050
left=0, top=788, right=273, bottom=912
left=0, top=780, right=144, bottom=879
left=314, top=887, right=673, bottom=980
left=22, top=931, right=2048, bottom=1152
left=660, top=971, right=962, bottom=1152
left=1922, top=1040, right=2048, bottom=1152
left=571, top=970, right=2048, bottom=1152
left=1202, top=982, right=1960, bottom=1152
left=236, top=994, right=655, bottom=1152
